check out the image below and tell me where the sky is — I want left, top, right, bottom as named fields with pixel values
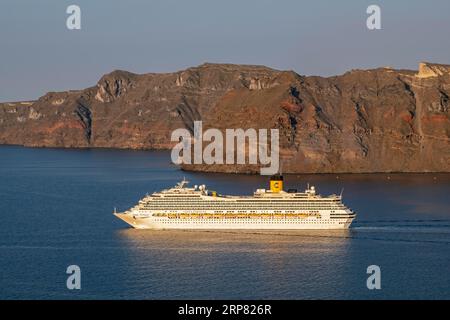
left=1, top=0, right=450, bottom=102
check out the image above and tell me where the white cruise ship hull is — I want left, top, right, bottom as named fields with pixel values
left=114, top=178, right=357, bottom=230
left=115, top=213, right=354, bottom=230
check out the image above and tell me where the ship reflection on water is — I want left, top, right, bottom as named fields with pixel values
left=115, top=228, right=354, bottom=299
left=117, top=228, right=354, bottom=253
left=114, top=222, right=450, bottom=299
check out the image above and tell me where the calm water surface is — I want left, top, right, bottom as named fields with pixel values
left=0, top=146, right=449, bottom=299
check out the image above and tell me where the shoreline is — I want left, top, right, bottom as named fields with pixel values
left=1, top=144, right=449, bottom=176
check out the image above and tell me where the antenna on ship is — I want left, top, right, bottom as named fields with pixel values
left=177, top=176, right=189, bottom=188
left=340, top=188, right=344, bottom=198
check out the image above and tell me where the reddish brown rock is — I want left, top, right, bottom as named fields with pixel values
left=0, top=62, right=449, bottom=173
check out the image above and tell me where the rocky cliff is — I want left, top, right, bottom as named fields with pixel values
left=0, top=62, right=449, bottom=173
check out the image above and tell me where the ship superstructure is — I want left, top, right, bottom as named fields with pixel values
left=114, top=176, right=356, bottom=230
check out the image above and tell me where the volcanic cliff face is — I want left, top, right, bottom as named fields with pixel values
left=0, top=62, right=449, bottom=173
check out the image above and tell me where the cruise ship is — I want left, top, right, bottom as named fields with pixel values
left=114, top=175, right=356, bottom=230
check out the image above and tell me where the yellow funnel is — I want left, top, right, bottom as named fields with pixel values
left=270, top=175, right=283, bottom=193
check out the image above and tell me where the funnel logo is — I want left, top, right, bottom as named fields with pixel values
left=171, top=121, right=279, bottom=175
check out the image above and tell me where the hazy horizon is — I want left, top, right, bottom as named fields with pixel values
left=1, top=0, right=450, bottom=101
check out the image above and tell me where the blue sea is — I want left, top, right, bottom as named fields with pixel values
left=0, top=146, right=449, bottom=299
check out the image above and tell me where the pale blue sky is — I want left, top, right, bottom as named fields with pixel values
left=1, top=0, right=450, bottom=101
